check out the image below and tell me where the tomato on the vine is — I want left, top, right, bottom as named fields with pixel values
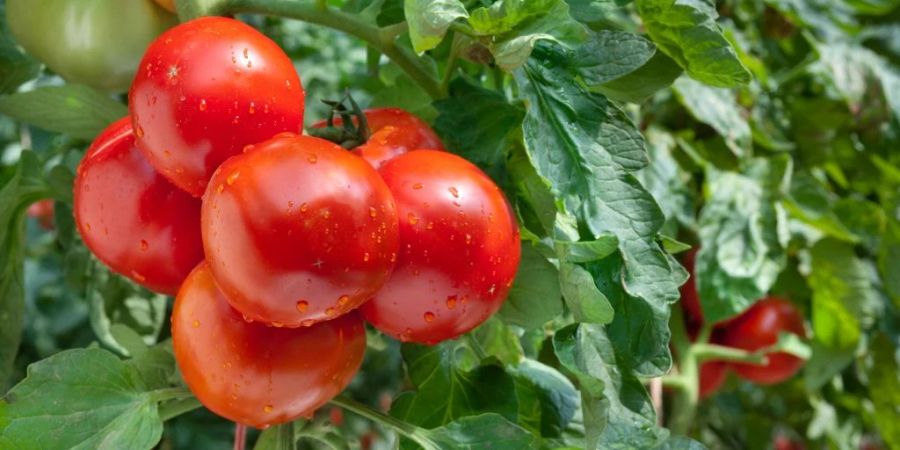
left=718, top=297, right=807, bottom=384
left=679, top=249, right=704, bottom=333
left=202, top=133, right=399, bottom=327
left=172, top=263, right=366, bottom=428
left=360, top=150, right=520, bottom=344
left=312, top=107, right=444, bottom=168
left=27, top=199, right=55, bottom=230
left=6, top=0, right=176, bottom=92
left=74, top=117, right=203, bottom=295
left=130, top=16, right=305, bottom=196
left=699, top=361, right=727, bottom=398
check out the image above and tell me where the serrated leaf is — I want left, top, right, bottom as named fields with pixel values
left=696, top=156, right=791, bottom=322
left=569, top=30, right=656, bottom=85
left=555, top=234, right=619, bottom=263
left=499, top=243, right=564, bottom=329
left=636, top=0, right=751, bottom=87
left=509, top=359, right=578, bottom=438
left=594, top=51, right=683, bottom=103
left=553, top=324, right=666, bottom=449
left=867, top=333, right=900, bottom=450
left=559, top=263, right=614, bottom=324
left=0, top=85, right=126, bottom=140
left=469, top=0, right=587, bottom=70
left=0, top=349, right=163, bottom=450
left=636, top=128, right=694, bottom=231
left=418, top=413, right=537, bottom=449
left=672, top=77, right=751, bottom=157
left=405, top=0, right=468, bottom=53
left=784, top=171, right=857, bottom=242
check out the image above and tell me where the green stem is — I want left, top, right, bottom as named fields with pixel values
left=223, top=0, right=442, bottom=98
left=668, top=306, right=698, bottom=436
left=466, top=333, right=489, bottom=361
left=693, top=343, right=767, bottom=365
left=151, top=387, right=194, bottom=402
left=329, top=396, right=437, bottom=450
left=439, top=32, right=463, bottom=95
left=278, top=421, right=296, bottom=450
left=159, top=397, right=203, bottom=421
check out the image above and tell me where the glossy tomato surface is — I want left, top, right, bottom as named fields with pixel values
left=718, top=296, right=807, bottom=384
left=172, top=263, right=366, bottom=428
left=130, top=16, right=304, bottom=196
left=74, top=117, right=203, bottom=295
left=313, top=108, right=444, bottom=168
left=699, top=361, right=727, bottom=398
left=202, top=133, right=399, bottom=327
left=360, top=150, right=520, bottom=344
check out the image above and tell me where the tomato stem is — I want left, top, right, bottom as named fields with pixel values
left=329, top=395, right=438, bottom=449
left=220, top=0, right=443, bottom=98
left=667, top=305, right=699, bottom=436
left=277, top=421, right=296, bottom=450
left=158, top=396, right=203, bottom=421
left=693, top=343, right=767, bottom=365
left=233, top=423, right=247, bottom=450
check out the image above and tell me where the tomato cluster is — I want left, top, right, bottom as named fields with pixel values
left=73, top=17, right=520, bottom=428
left=678, top=250, right=808, bottom=398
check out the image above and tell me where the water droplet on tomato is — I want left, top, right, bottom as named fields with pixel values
left=139, top=240, right=149, bottom=251
left=325, top=307, right=336, bottom=317
left=301, top=319, right=315, bottom=327
left=248, top=102, right=256, bottom=114
left=408, top=212, right=418, bottom=225
left=263, top=405, right=273, bottom=413
left=192, top=320, right=200, bottom=328
left=243, top=48, right=249, bottom=59
left=413, top=182, right=423, bottom=190
left=226, top=171, right=240, bottom=185
left=199, top=99, right=207, bottom=111
left=390, top=252, right=397, bottom=262
left=446, top=295, right=457, bottom=309
left=369, top=207, right=377, bottom=219
left=363, top=253, right=370, bottom=262
left=300, top=203, right=308, bottom=212
left=217, top=184, right=224, bottom=194
left=271, top=321, right=283, bottom=328
left=242, top=314, right=254, bottom=323
left=242, top=144, right=254, bottom=153
left=424, top=312, right=435, bottom=322
left=426, top=222, right=434, bottom=230
left=131, top=270, right=146, bottom=282
left=135, top=126, right=144, bottom=138
left=465, top=233, right=472, bottom=245
left=84, top=222, right=92, bottom=231
left=285, top=79, right=292, bottom=89
left=338, top=295, right=350, bottom=307
left=448, top=186, right=459, bottom=198
left=307, top=154, right=318, bottom=164
left=296, top=300, right=309, bottom=312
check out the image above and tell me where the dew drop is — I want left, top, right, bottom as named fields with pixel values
left=465, top=233, right=472, bottom=245
left=448, top=186, right=459, bottom=198
left=446, top=295, right=458, bottom=309
left=325, top=307, right=336, bottom=317
left=426, top=221, right=434, bottom=230
left=301, top=319, right=315, bottom=327
left=243, top=144, right=255, bottom=153
left=412, top=182, right=423, bottom=190
left=271, top=321, right=283, bottom=328
left=307, top=153, right=318, bottom=163
left=139, top=240, right=149, bottom=251
left=131, top=270, right=146, bottom=282
left=363, top=253, right=370, bottom=262
left=242, top=48, right=249, bottom=59
left=135, top=126, right=144, bottom=138
left=296, top=300, right=309, bottom=312
left=390, top=252, right=397, bottom=263
left=192, top=320, right=200, bottom=328
left=337, top=295, right=350, bottom=307
left=407, top=212, right=418, bottom=225
left=242, top=314, right=254, bottom=323
left=226, top=171, right=240, bottom=185
left=424, top=311, right=436, bottom=322
left=217, top=184, right=225, bottom=194
left=84, top=223, right=92, bottom=231
left=369, top=207, right=377, bottom=219
left=248, top=102, right=256, bottom=114
left=263, top=405, right=273, bottom=413
left=322, top=209, right=331, bottom=219
left=199, top=99, right=208, bottom=111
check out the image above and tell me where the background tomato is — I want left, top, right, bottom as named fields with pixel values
left=312, top=108, right=444, bottom=168
left=202, top=133, right=398, bottom=327
left=172, top=263, right=366, bottom=428
left=679, top=249, right=704, bottom=334
left=699, top=361, right=727, bottom=398
left=718, top=297, right=807, bottom=384
left=360, top=150, right=520, bottom=344
left=74, top=117, right=203, bottom=295
left=26, top=199, right=54, bottom=230
left=6, top=0, right=176, bottom=92
left=130, top=16, right=305, bottom=196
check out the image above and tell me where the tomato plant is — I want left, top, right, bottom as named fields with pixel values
left=1, top=0, right=899, bottom=450
left=5, top=0, right=176, bottom=92
left=202, top=132, right=399, bottom=327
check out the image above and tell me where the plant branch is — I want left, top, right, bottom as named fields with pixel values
left=222, top=0, right=442, bottom=98
left=693, top=343, right=768, bottom=365
left=329, top=395, right=437, bottom=450
left=159, top=396, right=203, bottom=421
left=667, top=306, right=698, bottom=436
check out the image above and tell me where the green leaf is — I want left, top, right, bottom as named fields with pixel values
left=672, top=77, right=751, bottom=157
left=553, top=324, right=665, bottom=449
left=87, top=263, right=168, bottom=355
left=567, top=30, right=656, bottom=85
left=433, top=77, right=524, bottom=169
left=594, top=51, right=683, bottom=103
left=783, top=171, right=857, bottom=242
left=811, top=42, right=900, bottom=123
left=804, top=341, right=856, bottom=391
left=808, top=239, right=882, bottom=350
left=391, top=342, right=518, bottom=428
left=880, top=221, right=900, bottom=307
left=0, top=348, right=163, bottom=450
left=555, top=234, right=619, bottom=263
left=0, top=85, right=126, bottom=140
left=468, top=0, right=587, bottom=70
left=696, top=156, right=791, bottom=322
left=636, top=128, right=694, bottom=231
left=559, top=263, right=614, bottom=324
left=499, top=242, right=564, bottom=329
left=635, top=0, right=751, bottom=87
left=418, top=413, right=537, bottom=449
left=867, top=333, right=900, bottom=450
left=404, top=0, right=469, bottom=53
left=469, top=318, right=524, bottom=366
left=509, top=360, right=578, bottom=438
left=515, top=46, right=685, bottom=320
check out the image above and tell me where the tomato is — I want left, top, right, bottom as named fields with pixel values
left=6, top=0, right=176, bottom=92
left=679, top=249, right=704, bottom=332
left=130, top=16, right=305, bottom=196
left=202, top=133, right=399, bottom=327
left=698, top=361, right=727, bottom=398
left=312, top=108, right=444, bottom=169
left=172, top=263, right=366, bottom=428
left=360, top=150, right=520, bottom=344
left=27, top=199, right=55, bottom=230
left=718, top=297, right=807, bottom=384
left=154, top=0, right=176, bottom=12
left=74, top=117, right=203, bottom=295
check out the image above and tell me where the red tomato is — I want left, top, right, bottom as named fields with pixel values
left=172, top=263, right=366, bottom=428
left=699, top=361, right=727, bottom=398
left=130, top=16, right=304, bottom=196
left=74, top=117, right=203, bottom=295
left=360, top=150, right=520, bottom=344
left=312, top=108, right=444, bottom=168
left=718, top=297, right=807, bottom=384
left=679, top=249, right=704, bottom=333
left=27, top=199, right=54, bottom=230
left=201, top=133, right=399, bottom=327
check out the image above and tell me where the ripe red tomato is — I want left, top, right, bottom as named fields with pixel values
left=718, top=297, right=807, bottom=384
left=27, top=199, right=54, bottom=230
left=202, top=133, right=399, bottom=327
left=172, top=263, right=366, bottom=428
left=130, top=16, right=304, bottom=196
left=360, top=150, right=520, bottom=344
left=312, top=108, right=444, bottom=169
left=679, top=249, right=704, bottom=333
left=699, top=361, right=727, bottom=398
left=74, top=117, right=203, bottom=295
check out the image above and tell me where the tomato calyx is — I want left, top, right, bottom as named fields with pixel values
left=307, top=92, right=370, bottom=149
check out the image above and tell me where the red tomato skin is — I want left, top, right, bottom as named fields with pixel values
left=312, top=108, right=444, bottom=168
left=172, top=263, right=366, bottom=428
left=360, top=150, right=520, bottom=344
left=699, top=361, right=727, bottom=398
left=74, top=117, right=203, bottom=295
left=679, top=249, right=704, bottom=333
left=718, top=297, right=807, bottom=384
left=202, top=133, right=399, bottom=327
left=130, top=16, right=304, bottom=196
left=27, top=199, right=54, bottom=230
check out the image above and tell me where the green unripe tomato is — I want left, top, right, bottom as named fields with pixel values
left=6, top=0, right=177, bottom=92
